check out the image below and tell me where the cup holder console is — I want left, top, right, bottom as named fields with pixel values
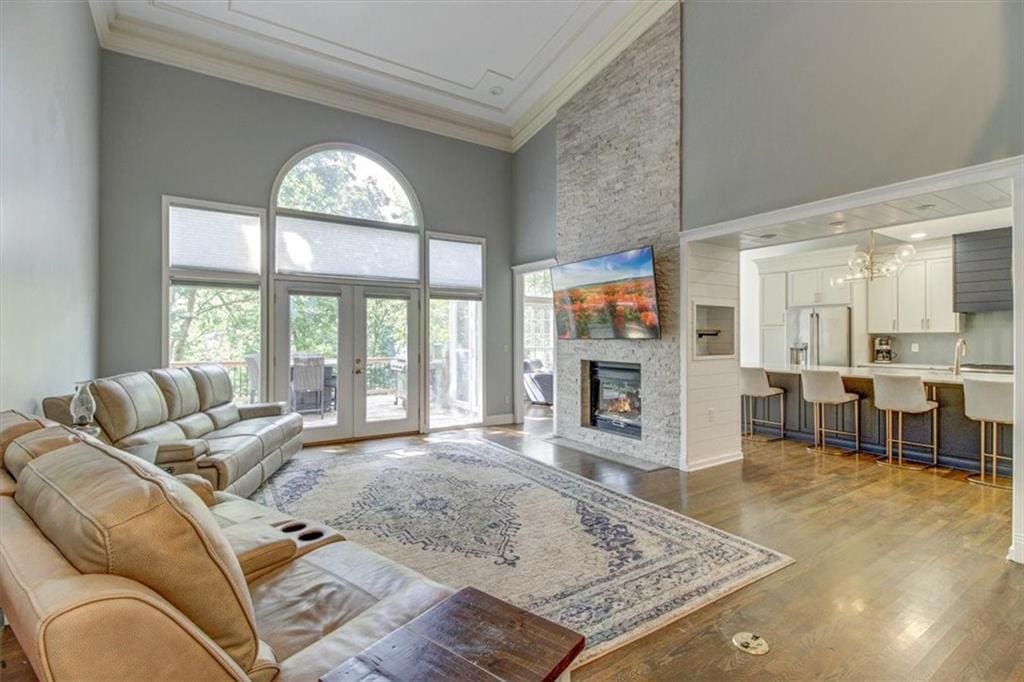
left=298, top=531, right=324, bottom=542
left=271, top=518, right=344, bottom=555
left=280, top=523, right=307, bottom=533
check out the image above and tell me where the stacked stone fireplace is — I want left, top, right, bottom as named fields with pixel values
left=553, top=5, right=681, bottom=468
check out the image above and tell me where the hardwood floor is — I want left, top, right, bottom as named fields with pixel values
left=3, top=406, right=1020, bottom=680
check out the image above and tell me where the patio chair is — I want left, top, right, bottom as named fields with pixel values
left=291, top=354, right=326, bottom=416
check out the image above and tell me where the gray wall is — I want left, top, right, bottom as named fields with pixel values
left=682, top=1, right=1024, bottom=230
left=512, top=121, right=556, bottom=264
left=1, top=1, right=100, bottom=413
left=100, top=53, right=514, bottom=418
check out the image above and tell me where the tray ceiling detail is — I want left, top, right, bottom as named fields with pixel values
left=89, top=0, right=676, bottom=151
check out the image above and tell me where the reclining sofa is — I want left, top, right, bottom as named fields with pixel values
left=43, top=364, right=302, bottom=497
left=0, top=412, right=453, bottom=681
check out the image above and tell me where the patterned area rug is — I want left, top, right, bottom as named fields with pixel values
left=251, top=438, right=792, bottom=665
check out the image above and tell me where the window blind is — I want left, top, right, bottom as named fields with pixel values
left=169, top=205, right=261, bottom=274
left=429, top=238, right=483, bottom=290
left=276, top=215, right=419, bottom=280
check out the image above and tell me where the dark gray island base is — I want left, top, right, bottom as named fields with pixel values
left=750, top=372, right=1013, bottom=476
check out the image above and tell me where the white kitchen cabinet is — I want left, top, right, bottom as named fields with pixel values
left=890, top=257, right=960, bottom=334
left=787, top=269, right=819, bottom=307
left=867, top=275, right=897, bottom=334
left=786, top=267, right=850, bottom=307
left=760, top=272, right=787, bottom=325
left=761, top=325, right=787, bottom=365
left=925, top=257, right=959, bottom=332
left=898, top=261, right=928, bottom=332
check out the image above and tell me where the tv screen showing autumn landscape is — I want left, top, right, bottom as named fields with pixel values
left=550, top=246, right=661, bottom=340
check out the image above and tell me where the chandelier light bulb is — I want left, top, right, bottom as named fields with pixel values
left=848, top=251, right=869, bottom=270
left=894, top=243, right=917, bottom=262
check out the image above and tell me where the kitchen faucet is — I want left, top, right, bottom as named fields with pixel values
left=953, top=338, right=968, bottom=376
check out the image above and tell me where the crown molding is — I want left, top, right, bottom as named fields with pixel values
left=509, top=0, right=678, bottom=150
left=95, top=12, right=516, bottom=151
left=88, top=1, right=677, bottom=153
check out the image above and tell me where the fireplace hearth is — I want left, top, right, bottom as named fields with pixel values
left=588, top=361, right=641, bottom=439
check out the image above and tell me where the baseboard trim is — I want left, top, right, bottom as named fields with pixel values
left=1010, top=533, right=1024, bottom=564
left=683, top=450, right=743, bottom=472
left=485, top=413, right=515, bottom=426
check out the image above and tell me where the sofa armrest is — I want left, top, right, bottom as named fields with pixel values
left=175, top=473, right=216, bottom=506
left=124, top=439, right=209, bottom=465
left=237, top=402, right=289, bottom=420
left=221, top=521, right=299, bottom=581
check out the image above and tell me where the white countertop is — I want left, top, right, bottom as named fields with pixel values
left=746, top=363, right=1013, bottom=385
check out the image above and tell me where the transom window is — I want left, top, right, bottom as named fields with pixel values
left=277, top=148, right=417, bottom=226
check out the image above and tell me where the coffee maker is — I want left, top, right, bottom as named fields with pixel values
left=873, top=336, right=895, bottom=363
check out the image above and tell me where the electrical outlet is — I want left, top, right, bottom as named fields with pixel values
left=911, top=343, right=919, bottom=353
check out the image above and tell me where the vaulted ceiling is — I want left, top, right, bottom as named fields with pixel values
left=89, top=0, right=677, bottom=151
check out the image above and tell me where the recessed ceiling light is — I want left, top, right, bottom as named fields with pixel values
left=915, top=203, right=936, bottom=211
left=909, top=232, right=927, bottom=240
left=758, top=233, right=777, bottom=240
left=490, top=86, right=504, bottom=96
left=829, top=220, right=846, bottom=228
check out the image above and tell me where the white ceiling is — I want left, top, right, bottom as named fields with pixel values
left=706, top=179, right=1014, bottom=251
left=89, top=0, right=676, bottom=151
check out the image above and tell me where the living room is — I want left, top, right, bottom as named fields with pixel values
left=2, top=1, right=1022, bottom=680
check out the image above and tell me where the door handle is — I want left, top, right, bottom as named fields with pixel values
left=354, top=369, right=363, bottom=375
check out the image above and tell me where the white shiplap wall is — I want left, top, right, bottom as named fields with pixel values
left=682, top=241, right=742, bottom=470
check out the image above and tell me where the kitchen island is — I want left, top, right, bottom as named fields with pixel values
left=744, top=363, right=1013, bottom=473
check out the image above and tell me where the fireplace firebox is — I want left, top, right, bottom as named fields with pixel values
left=588, top=361, right=641, bottom=439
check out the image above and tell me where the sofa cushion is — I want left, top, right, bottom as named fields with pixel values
left=14, top=440, right=261, bottom=672
left=201, top=435, right=264, bottom=487
left=208, top=491, right=294, bottom=528
left=188, top=364, right=235, bottom=410
left=176, top=411, right=216, bottom=439
left=252, top=541, right=453, bottom=680
left=1, top=410, right=56, bottom=455
left=206, top=414, right=303, bottom=457
left=116, top=421, right=188, bottom=448
left=4, top=425, right=82, bottom=480
left=91, top=372, right=169, bottom=443
left=207, top=403, right=241, bottom=430
left=151, top=368, right=202, bottom=420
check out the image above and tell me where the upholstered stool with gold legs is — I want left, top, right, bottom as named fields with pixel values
left=740, top=367, right=785, bottom=441
left=873, top=374, right=938, bottom=470
left=963, top=377, right=1013, bottom=489
left=800, top=370, right=860, bottom=455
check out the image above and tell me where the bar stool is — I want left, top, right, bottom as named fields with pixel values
left=801, top=370, right=860, bottom=455
left=740, top=367, right=785, bottom=441
left=873, top=374, right=938, bottom=470
left=963, top=377, right=1013, bottom=489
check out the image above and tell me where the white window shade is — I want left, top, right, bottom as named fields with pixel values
left=169, top=205, right=261, bottom=274
left=276, top=215, right=419, bottom=280
left=429, top=239, right=483, bottom=290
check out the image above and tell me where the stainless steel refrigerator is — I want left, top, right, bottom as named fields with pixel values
left=788, top=306, right=851, bottom=366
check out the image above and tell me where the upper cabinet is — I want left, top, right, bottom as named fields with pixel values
left=868, top=249, right=960, bottom=334
left=867, top=275, right=897, bottom=334
left=787, top=267, right=851, bottom=307
left=953, top=227, right=1012, bottom=312
left=760, top=272, right=787, bottom=325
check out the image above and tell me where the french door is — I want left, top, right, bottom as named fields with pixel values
left=273, top=281, right=420, bottom=442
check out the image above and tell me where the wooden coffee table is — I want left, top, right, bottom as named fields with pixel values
left=320, top=586, right=585, bottom=681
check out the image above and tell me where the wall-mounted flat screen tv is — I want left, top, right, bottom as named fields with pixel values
left=550, top=246, right=661, bottom=340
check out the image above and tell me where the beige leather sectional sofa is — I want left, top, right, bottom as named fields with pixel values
left=0, top=412, right=454, bottom=681
left=43, top=364, right=302, bottom=497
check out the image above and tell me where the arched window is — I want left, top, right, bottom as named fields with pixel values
left=273, top=145, right=422, bottom=281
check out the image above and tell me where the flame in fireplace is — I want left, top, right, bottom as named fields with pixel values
left=606, top=396, right=635, bottom=413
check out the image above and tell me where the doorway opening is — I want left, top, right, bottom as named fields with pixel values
left=513, top=261, right=557, bottom=427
